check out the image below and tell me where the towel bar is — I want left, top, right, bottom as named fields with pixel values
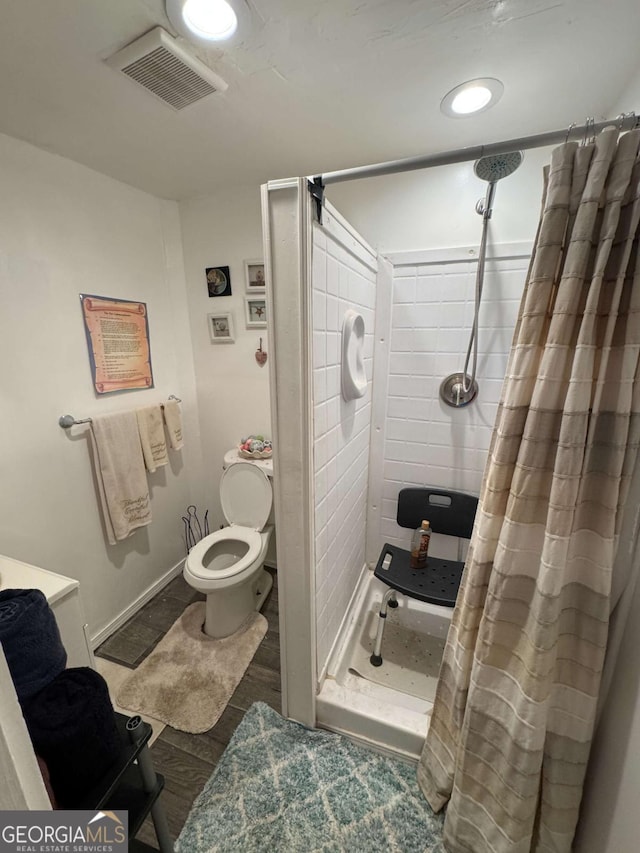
left=58, top=395, right=182, bottom=429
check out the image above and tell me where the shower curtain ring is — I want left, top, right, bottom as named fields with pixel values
left=617, top=111, right=636, bottom=133
left=581, top=117, right=594, bottom=146
left=565, top=122, right=576, bottom=143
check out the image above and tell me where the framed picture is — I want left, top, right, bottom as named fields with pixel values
left=245, top=296, right=267, bottom=328
left=206, top=265, right=232, bottom=297
left=244, top=259, right=266, bottom=293
left=208, top=312, right=235, bottom=343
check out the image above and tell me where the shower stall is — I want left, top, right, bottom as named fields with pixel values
left=261, top=121, right=640, bottom=853
left=262, top=170, right=533, bottom=758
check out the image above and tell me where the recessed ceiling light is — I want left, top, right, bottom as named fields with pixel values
left=166, top=0, right=249, bottom=44
left=441, top=78, right=504, bottom=118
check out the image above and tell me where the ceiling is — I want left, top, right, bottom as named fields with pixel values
left=0, top=0, right=637, bottom=199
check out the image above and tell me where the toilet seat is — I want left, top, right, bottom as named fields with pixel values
left=185, top=463, right=274, bottom=584
left=220, top=462, right=272, bottom=530
left=186, top=526, right=263, bottom=581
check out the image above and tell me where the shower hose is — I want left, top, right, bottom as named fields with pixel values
left=461, top=197, right=491, bottom=395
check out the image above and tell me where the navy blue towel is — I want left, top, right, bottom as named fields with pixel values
left=0, top=588, right=67, bottom=701
left=21, top=667, right=121, bottom=808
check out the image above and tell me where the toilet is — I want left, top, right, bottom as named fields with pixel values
left=184, top=459, right=274, bottom=638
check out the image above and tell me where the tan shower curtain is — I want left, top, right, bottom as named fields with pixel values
left=418, top=126, right=640, bottom=853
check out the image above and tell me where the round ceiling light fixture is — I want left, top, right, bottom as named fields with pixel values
left=440, top=78, right=504, bottom=118
left=166, top=0, right=249, bottom=44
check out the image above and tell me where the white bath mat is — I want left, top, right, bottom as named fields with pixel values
left=116, top=603, right=267, bottom=734
left=348, top=608, right=445, bottom=702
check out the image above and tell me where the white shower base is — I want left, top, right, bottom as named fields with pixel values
left=316, top=568, right=453, bottom=761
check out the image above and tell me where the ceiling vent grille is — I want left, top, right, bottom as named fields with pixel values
left=107, top=27, right=227, bottom=110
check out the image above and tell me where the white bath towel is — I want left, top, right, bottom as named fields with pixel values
left=89, top=412, right=152, bottom=545
left=136, top=406, right=168, bottom=472
left=162, top=400, right=184, bottom=451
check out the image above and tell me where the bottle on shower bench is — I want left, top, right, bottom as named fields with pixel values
left=410, top=520, right=431, bottom=568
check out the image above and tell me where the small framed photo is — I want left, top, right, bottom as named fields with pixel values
left=206, top=265, right=232, bottom=297
left=244, top=259, right=266, bottom=293
left=245, top=296, right=267, bottom=328
left=208, top=312, right=235, bottom=343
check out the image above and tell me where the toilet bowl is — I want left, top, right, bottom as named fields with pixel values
left=184, top=461, right=274, bottom=638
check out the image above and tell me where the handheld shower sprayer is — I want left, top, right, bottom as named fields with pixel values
left=440, top=151, right=523, bottom=408
left=474, top=150, right=523, bottom=219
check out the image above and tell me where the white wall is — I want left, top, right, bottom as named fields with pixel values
left=0, top=131, right=201, bottom=641
left=575, top=567, right=640, bottom=853
left=311, top=208, right=377, bottom=676
left=570, top=75, right=640, bottom=853
left=179, top=185, right=270, bottom=530
left=323, top=147, right=544, bottom=570
left=327, top=146, right=552, bottom=254
left=370, top=248, right=528, bottom=562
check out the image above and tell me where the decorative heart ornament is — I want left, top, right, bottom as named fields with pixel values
left=255, top=337, right=267, bottom=367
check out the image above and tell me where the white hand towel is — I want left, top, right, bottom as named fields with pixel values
left=89, top=412, right=152, bottom=545
left=163, top=400, right=184, bottom=451
left=136, top=406, right=168, bottom=473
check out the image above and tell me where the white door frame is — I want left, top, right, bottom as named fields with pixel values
left=262, top=178, right=317, bottom=726
left=0, top=644, right=51, bottom=809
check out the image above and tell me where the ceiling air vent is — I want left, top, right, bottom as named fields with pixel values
left=107, top=27, right=227, bottom=110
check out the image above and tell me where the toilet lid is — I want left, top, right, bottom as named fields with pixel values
left=220, top=461, right=273, bottom=530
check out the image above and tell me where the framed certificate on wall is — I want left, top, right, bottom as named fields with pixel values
left=80, top=293, right=154, bottom=394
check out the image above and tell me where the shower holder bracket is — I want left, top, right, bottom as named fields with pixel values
left=308, top=177, right=325, bottom=224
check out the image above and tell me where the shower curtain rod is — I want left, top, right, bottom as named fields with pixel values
left=316, top=113, right=640, bottom=186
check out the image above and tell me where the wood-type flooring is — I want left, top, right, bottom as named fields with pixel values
left=96, top=568, right=281, bottom=849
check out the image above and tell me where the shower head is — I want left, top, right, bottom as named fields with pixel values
left=474, top=151, right=523, bottom=220
left=474, top=151, right=523, bottom=183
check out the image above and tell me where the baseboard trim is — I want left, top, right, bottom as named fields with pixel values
left=90, top=557, right=186, bottom=649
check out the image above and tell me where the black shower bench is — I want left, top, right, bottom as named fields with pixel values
left=370, top=487, right=478, bottom=666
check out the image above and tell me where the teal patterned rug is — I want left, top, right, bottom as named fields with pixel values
left=177, top=702, right=445, bottom=853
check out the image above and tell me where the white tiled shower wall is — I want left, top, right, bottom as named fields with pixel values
left=371, top=251, right=529, bottom=559
left=312, top=214, right=377, bottom=677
